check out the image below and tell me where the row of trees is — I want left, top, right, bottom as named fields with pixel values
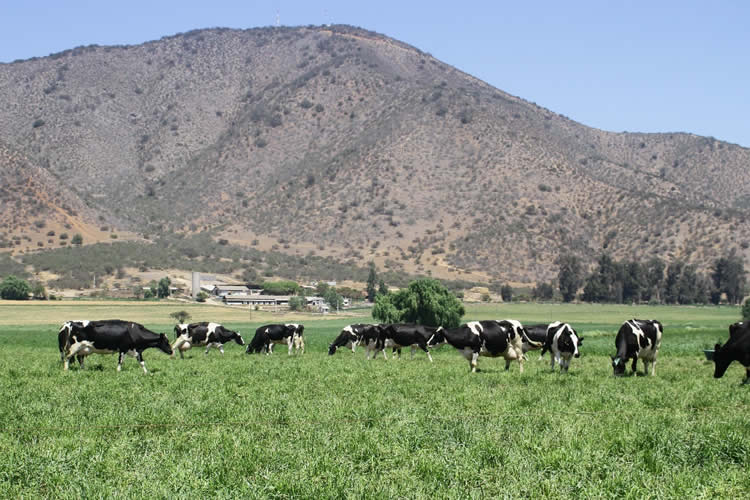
left=557, top=252, right=747, bottom=305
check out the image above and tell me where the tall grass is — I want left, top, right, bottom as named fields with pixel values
left=0, top=303, right=747, bottom=497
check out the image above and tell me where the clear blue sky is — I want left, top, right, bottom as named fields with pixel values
left=2, top=1, right=749, bottom=147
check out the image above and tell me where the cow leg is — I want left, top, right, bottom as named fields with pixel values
left=505, top=359, right=511, bottom=371
left=137, top=351, right=148, bottom=374
left=382, top=349, right=388, bottom=360
left=631, top=358, right=638, bottom=374
left=288, top=339, right=293, bottom=355
left=219, top=345, right=225, bottom=355
left=117, top=352, right=125, bottom=372
left=79, top=356, right=85, bottom=370
left=470, top=352, right=479, bottom=373
left=517, top=355, right=524, bottom=374
left=550, top=354, right=556, bottom=372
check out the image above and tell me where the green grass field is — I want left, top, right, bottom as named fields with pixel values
left=0, top=302, right=748, bottom=498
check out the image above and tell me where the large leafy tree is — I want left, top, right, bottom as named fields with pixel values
left=711, top=253, right=746, bottom=304
left=372, top=278, right=465, bottom=328
left=0, top=275, right=31, bottom=300
left=366, top=262, right=378, bottom=302
left=557, top=254, right=582, bottom=302
left=157, top=277, right=171, bottom=298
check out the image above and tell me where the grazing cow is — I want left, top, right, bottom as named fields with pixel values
left=713, top=321, right=750, bottom=384
left=611, top=319, right=663, bottom=376
left=171, top=322, right=244, bottom=358
left=58, top=320, right=89, bottom=369
left=246, top=324, right=304, bottom=355
left=542, top=322, right=582, bottom=373
left=522, top=324, right=550, bottom=354
left=328, top=324, right=367, bottom=355
left=62, top=319, right=172, bottom=373
left=359, top=324, right=388, bottom=360
left=378, top=324, right=442, bottom=362
left=431, top=320, right=525, bottom=373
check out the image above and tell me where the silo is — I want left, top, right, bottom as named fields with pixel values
left=192, top=271, right=200, bottom=300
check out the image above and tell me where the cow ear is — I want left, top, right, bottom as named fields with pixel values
left=714, top=343, right=721, bottom=350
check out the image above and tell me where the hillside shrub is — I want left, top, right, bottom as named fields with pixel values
left=0, top=275, right=31, bottom=300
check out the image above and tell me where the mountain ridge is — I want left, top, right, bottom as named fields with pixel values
left=1, top=25, right=748, bottom=284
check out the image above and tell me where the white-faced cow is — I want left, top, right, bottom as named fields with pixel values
left=171, top=322, right=244, bottom=358
left=329, top=324, right=373, bottom=355
left=542, top=322, right=582, bottom=373
left=524, top=323, right=556, bottom=355
left=62, top=319, right=172, bottom=373
left=246, top=324, right=304, bottom=355
left=611, top=319, right=663, bottom=376
left=378, top=324, right=443, bottom=362
left=432, top=320, right=525, bottom=373
left=713, top=321, right=750, bottom=384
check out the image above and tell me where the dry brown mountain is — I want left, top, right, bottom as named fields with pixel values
left=1, top=25, right=748, bottom=284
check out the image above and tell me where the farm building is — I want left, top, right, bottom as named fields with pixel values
left=211, top=284, right=263, bottom=297
left=222, top=294, right=326, bottom=310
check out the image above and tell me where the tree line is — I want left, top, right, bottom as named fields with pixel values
left=557, top=252, right=747, bottom=305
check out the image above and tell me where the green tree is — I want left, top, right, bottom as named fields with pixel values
left=71, top=233, right=83, bottom=245
left=557, top=254, right=582, bottom=302
left=372, top=293, right=400, bottom=324
left=500, top=284, right=513, bottom=302
left=0, top=275, right=31, bottom=300
left=644, top=257, right=665, bottom=303
left=169, top=310, right=191, bottom=323
left=378, top=279, right=389, bottom=297
left=289, top=295, right=306, bottom=311
left=742, top=299, right=750, bottom=322
left=324, top=288, right=344, bottom=311
left=366, top=263, right=377, bottom=302
left=30, top=282, right=47, bottom=300
left=712, top=253, right=746, bottom=304
left=196, top=291, right=208, bottom=303
left=263, top=280, right=300, bottom=295
left=157, top=277, right=171, bottom=298
left=372, top=278, right=465, bottom=328
left=532, top=282, right=554, bottom=301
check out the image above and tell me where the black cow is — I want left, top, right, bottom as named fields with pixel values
left=432, top=320, right=525, bottom=373
left=542, top=322, right=582, bottom=373
left=377, top=324, right=442, bottom=362
left=713, top=321, right=750, bottom=384
left=611, top=319, right=663, bottom=376
left=171, top=322, right=244, bottom=358
left=246, top=324, right=305, bottom=355
left=523, top=324, right=550, bottom=355
left=62, top=319, right=172, bottom=373
left=328, top=324, right=367, bottom=355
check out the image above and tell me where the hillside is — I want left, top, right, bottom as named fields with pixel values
left=1, top=25, right=748, bottom=284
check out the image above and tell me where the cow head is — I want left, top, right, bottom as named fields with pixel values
left=427, top=327, right=447, bottom=348
left=225, top=329, right=244, bottom=346
left=173, top=324, right=188, bottom=339
left=158, top=333, right=174, bottom=355
left=712, top=342, right=732, bottom=379
left=328, top=343, right=337, bottom=355
left=611, top=356, right=626, bottom=376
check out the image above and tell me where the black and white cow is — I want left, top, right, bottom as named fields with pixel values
left=171, top=322, right=244, bottom=358
left=432, top=320, right=525, bottom=373
left=328, top=324, right=367, bottom=355
left=359, top=324, right=388, bottom=360
left=377, top=324, right=442, bottom=362
left=542, top=322, right=582, bottom=373
left=713, top=321, right=750, bottom=384
left=611, top=319, right=663, bottom=376
left=58, top=320, right=89, bottom=369
left=62, top=319, right=172, bottom=373
left=246, top=324, right=304, bottom=355
left=497, top=319, right=537, bottom=358
left=522, top=324, right=550, bottom=355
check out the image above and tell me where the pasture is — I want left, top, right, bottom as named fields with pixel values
left=0, top=301, right=748, bottom=498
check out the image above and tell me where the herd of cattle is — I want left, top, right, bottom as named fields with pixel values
left=57, top=317, right=750, bottom=383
